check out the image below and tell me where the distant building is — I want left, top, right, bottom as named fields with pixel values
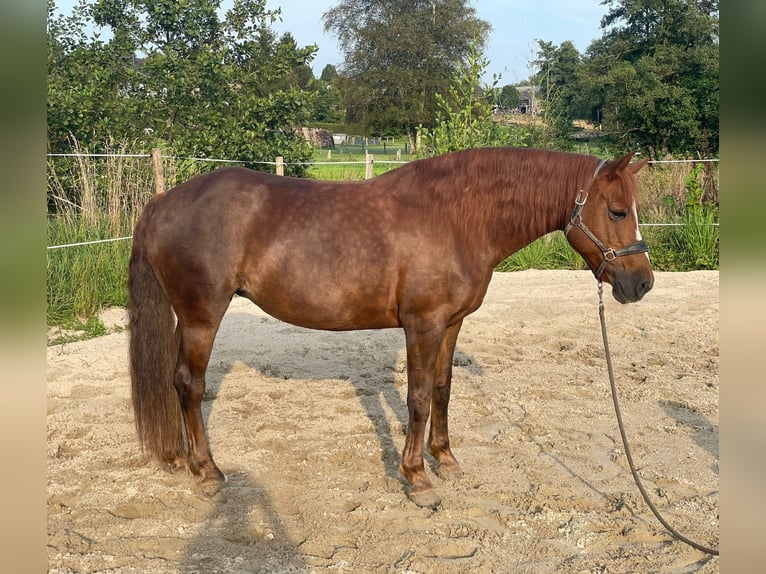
left=514, top=85, right=540, bottom=115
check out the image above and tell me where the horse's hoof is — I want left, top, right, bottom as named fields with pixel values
left=168, top=456, right=188, bottom=474
left=408, top=488, right=441, bottom=509
left=198, top=474, right=226, bottom=497
left=435, top=463, right=463, bottom=481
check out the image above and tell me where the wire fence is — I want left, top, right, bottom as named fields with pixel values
left=46, top=152, right=719, bottom=251
left=46, top=153, right=410, bottom=167
left=47, top=236, right=134, bottom=250
left=46, top=152, right=719, bottom=165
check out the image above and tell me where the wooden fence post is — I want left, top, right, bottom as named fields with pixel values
left=365, top=153, right=374, bottom=180
left=276, top=156, right=284, bottom=176
left=151, top=148, right=165, bottom=194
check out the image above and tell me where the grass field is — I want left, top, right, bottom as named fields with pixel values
left=307, top=141, right=410, bottom=180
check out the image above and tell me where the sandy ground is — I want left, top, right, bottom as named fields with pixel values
left=47, top=270, right=719, bottom=573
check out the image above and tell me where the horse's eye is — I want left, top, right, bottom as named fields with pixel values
left=609, top=209, right=627, bottom=221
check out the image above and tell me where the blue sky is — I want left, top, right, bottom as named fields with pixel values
left=54, top=0, right=608, bottom=85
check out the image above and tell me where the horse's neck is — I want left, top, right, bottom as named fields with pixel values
left=405, top=149, right=591, bottom=266
left=472, top=168, right=578, bottom=265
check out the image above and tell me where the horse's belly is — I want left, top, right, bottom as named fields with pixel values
left=241, top=280, right=401, bottom=332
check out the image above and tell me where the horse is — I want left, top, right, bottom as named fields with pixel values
left=128, top=147, right=653, bottom=508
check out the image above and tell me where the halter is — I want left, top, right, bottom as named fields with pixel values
left=564, top=159, right=649, bottom=279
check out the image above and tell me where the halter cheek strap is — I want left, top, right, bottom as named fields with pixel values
left=564, top=160, right=649, bottom=279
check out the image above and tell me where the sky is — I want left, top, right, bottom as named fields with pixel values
left=54, top=0, right=609, bottom=85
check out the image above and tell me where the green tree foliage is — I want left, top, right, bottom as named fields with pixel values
left=531, top=40, right=583, bottom=148
left=584, top=0, right=719, bottom=156
left=47, top=0, right=137, bottom=150
left=525, top=1, right=718, bottom=157
left=534, top=40, right=582, bottom=112
left=322, top=0, right=490, bottom=146
left=496, top=85, right=521, bottom=111
left=313, top=64, right=345, bottom=123
left=420, top=46, right=519, bottom=156
left=47, top=0, right=318, bottom=174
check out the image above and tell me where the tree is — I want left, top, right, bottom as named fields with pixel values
left=583, top=0, right=719, bottom=156
left=47, top=0, right=140, bottom=151
left=323, top=0, right=490, bottom=148
left=533, top=41, right=582, bottom=113
left=320, top=64, right=339, bottom=83
left=496, top=85, right=521, bottom=111
left=530, top=40, right=584, bottom=148
left=47, top=0, right=319, bottom=174
left=420, top=46, right=520, bottom=156
left=313, top=66, right=345, bottom=123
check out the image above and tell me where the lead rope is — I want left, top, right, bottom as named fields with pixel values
left=597, top=281, right=719, bottom=556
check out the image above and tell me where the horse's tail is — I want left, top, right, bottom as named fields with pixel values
left=128, top=215, right=185, bottom=465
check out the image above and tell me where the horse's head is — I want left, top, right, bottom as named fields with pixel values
left=565, top=153, right=654, bottom=304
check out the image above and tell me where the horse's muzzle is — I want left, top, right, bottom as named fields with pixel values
left=609, top=269, right=654, bottom=303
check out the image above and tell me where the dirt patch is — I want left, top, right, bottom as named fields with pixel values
left=47, top=270, right=719, bottom=573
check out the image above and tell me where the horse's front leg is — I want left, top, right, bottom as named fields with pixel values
left=400, top=322, right=445, bottom=509
left=428, top=319, right=463, bottom=480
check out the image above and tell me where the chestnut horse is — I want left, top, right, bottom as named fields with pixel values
left=128, top=147, right=653, bottom=507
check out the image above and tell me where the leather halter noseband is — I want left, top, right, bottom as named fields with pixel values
left=564, top=159, right=649, bottom=279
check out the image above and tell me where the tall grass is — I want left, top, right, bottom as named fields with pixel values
left=47, top=147, right=718, bottom=336
left=497, top=233, right=586, bottom=271
left=641, top=163, right=719, bottom=270
left=47, top=140, right=156, bottom=336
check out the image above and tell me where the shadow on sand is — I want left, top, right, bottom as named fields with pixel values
left=178, top=471, right=310, bottom=573
left=178, top=304, right=481, bottom=570
left=659, top=399, right=719, bottom=471
left=200, top=306, right=482, bottom=481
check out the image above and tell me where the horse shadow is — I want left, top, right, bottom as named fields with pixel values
left=178, top=471, right=309, bottom=573
left=659, top=399, right=719, bottom=472
left=201, top=301, right=483, bottom=482
left=176, top=304, right=482, bottom=571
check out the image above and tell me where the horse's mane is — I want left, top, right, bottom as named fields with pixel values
left=380, top=147, right=601, bottom=247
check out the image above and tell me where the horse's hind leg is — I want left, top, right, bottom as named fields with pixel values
left=428, top=319, right=463, bottom=480
left=175, top=317, right=226, bottom=496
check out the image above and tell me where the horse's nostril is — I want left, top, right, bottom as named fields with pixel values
left=637, top=280, right=653, bottom=298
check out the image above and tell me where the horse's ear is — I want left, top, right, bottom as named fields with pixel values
left=628, top=157, right=650, bottom=174
left=607, top=152, right=635, bottom=179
